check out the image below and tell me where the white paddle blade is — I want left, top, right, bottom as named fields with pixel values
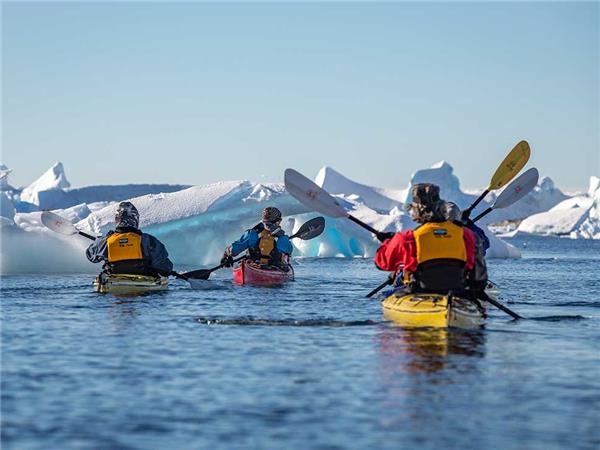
left=284, top=169, right=348, bottom=218
left=493, top=167, right=539, bottom=209
left=41, top=211, right=79, bottom=236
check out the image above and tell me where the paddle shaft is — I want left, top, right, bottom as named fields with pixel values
left=78, top=230, right=97, bottom=240
left=366, top=275, right=394, bottom=298
left=472, top=207, right=493, bottom=223
left=211, top=254, right=246, bottom=273
left=478, top=291, right=523, bottom=320
left=462, top=189, right=489, bottom=220
left=348, top=215, right=380, bottom=235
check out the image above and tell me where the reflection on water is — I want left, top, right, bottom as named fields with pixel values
left=375, top=325, right=488, bottom=435
left=377, top=325, right=486, bottom=374
left=2, top=239, right=599, bottom=450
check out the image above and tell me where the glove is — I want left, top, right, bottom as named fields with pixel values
left=376, top=231, right=395, bottom=242
left=220, top=248, right=233, bottom=267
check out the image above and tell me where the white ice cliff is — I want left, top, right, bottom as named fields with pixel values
left=516, top=176, right=600, bottom=239
left=1, top=161, right=530, bottom=274
left=1, top=160, right=596, bottom=274
left=19, top=162, right=71, bottom=206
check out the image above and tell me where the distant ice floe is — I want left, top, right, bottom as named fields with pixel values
left=516, top=176, right=600, bottom=239
left=0, top=160, right=597, bottom=274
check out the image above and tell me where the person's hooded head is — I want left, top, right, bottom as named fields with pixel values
left=261, top=206, right=284, bottom=236
left=406, top=183, right=447, bottom=224
left=115, top=201, right=140, bottom=229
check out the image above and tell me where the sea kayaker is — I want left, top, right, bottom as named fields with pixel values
left=439, top=199, right=490, bottom=291
left=374, top=183, right=484, bottom=296
left=85, top=201, right=174, bottom=276
left=221, top=206, right=293, bottom=268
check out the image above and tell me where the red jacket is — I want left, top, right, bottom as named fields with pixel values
left=374, top=227, right=476, bottom=273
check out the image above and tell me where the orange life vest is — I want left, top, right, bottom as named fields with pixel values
left=257, top=229, right=276, bottom=265
left=413, top=221, right=467, bottom=264
left=404, top=221, right=468, bottom=291
left=107, top=232, right=143, bottom=263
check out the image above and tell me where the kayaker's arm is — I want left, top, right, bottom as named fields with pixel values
left=85, top=236, right=109, bottom=263
left=143, top=234, right=174, bottom=275
left=462, top=227, right=477, bottom=271
left=463, top=220, right=490, bottom=252
left=275, top=235, right=293, bottom=255
left=374, top=232, right=409, bottom=271
left=230, top=230, right=258, bottom=256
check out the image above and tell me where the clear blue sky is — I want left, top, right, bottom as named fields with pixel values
left=2, top=1, right=598, bottom=191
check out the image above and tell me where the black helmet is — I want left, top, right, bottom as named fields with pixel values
left=115, top=201, right=139, bottom=229
left=262, top=206, right=282, bottom=223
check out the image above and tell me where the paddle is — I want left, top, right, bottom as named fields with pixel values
left=462, top=140, right=530, bottom=220
left=41, top=210, right=98, bottom=240
left=284, top=169, right=390, bottom=242
left=181, top=255, right=246, bottom=281
left=41, top=211, right=189, bottom=281
left=366, top=271, right=399, bottom=298
left=181, top=216, right=326, bottom=280
left=471, top=167, right=539, bottom=223
left=478, top=291, right=523, bottom=320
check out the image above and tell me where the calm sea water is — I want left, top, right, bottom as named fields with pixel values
left=1, top=236, right=599, bottom=450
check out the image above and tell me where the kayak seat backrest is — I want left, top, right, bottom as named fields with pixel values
left=107, top=260, right=160, bottom=277
left=413, top=259, right=466, bottom=293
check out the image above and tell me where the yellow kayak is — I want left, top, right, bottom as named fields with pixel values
left=382, top=292, right=487, bottom=329
left=93, top=273, right=169, bottom=295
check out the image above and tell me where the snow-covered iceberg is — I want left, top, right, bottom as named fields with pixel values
left=1, top=161, right=525, bottom=274
left=481, top=176, right=569, bottom=224
left=516, top=176, right=600, bottom=239
left=15, top=162, right=190, bottom=211
left=19, top=162, right=71, bottom=206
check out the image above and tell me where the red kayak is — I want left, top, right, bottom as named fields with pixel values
left=233, top=259, right=294, bottom=286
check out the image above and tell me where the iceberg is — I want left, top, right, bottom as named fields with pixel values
left=1, top=161, right=547, bottom=274
left=0, top=165, right=14, bottom=191
left=19, top=162, right=71, bottom=206
left=16, top=162, right=190, bottom=211
left=517, top=176, right=600, bottom=239
left=481, top=176, right=569, bottom=224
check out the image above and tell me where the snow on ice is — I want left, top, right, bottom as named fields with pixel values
left=516, top=176, right=600, bottom=239
left=0, top=161, right=597, bottom=274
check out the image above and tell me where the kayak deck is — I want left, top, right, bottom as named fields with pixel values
left=233, top=260, right=294, bottom=286
left=382, top=292, right=487, bottom=329
left=93, top=273, right=169, bottom=295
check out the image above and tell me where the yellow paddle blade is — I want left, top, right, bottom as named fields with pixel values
left=488, top=140, right=530, bottom=190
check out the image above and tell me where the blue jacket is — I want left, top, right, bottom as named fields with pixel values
left=465, top=222, right=490, bottom=252
left=230, top=226, right=293, bottom=258
left=86, top=227, right=173, bottom=275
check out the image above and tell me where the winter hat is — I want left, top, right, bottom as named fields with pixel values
left=407, top=183, right=445, bottom=223
left=262, top=206, right=282, bottom=223
left=115, top=201, right=140, bottom=229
